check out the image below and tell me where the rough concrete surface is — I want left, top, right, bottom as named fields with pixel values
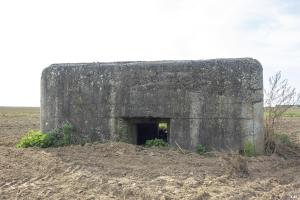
left=41, top=58, right=264, bottom=152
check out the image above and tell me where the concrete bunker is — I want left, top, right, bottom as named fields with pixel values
left=41, top=58, right=264, bottom=153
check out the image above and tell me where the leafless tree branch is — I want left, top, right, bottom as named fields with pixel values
left=264, top=71, right=300, bottom=153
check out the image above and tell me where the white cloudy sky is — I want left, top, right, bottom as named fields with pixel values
left=0, top=0, right=299, bottom=106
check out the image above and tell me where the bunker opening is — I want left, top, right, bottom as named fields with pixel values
left=124, top=118, right=170, bottom=145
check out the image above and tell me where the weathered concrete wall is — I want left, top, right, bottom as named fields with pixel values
left=41, top=58, right=264, bottom=152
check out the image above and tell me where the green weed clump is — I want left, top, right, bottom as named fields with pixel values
left=61, top=122, right=75, bottom=145
left=145, top=138, right=168, bottom=147
left=16, top=130, right=54, bottom=148
left=243, top=140, right=255, bottom=157
left=17, top=123, right=77, bottom=148
left=275, top=133, right=292, bottom=146
left=196, top=144, right=206, bottom=155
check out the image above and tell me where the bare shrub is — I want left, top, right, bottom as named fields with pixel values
left=264, top=71, right=300, bottom=154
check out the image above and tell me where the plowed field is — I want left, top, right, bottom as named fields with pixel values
left=0, top=107, right=300, bottom=200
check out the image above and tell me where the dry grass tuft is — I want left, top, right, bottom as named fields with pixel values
left=222, top=153, right=249, bottom=178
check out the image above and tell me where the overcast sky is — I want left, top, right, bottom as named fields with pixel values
left=0, top=0, right=299, bottom=106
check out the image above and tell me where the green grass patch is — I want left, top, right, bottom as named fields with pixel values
left=16, top=130, right=54, bottom=148
left=243, top=140, right=255, bottom=157
left=145, top=138, right=168, bottom=147
left=274, top=133, right=293, bottom=146
left=16, top=123, right=80, bottom=148
left=196, top=144, right=206, bottom=155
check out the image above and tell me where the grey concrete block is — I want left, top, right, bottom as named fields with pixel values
left=41, top=58, right=264, bottom=152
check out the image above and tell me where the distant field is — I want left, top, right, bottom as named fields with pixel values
left=0, top=107, right=39, bottom=117
left=263, top=106, right=300, bottom=144
left=265, top=106, right=300, bottom=118
left=282, top=107, right=300, bottom=117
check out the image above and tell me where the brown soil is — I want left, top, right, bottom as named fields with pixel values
left=0, top=107, right=300, bottom=200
